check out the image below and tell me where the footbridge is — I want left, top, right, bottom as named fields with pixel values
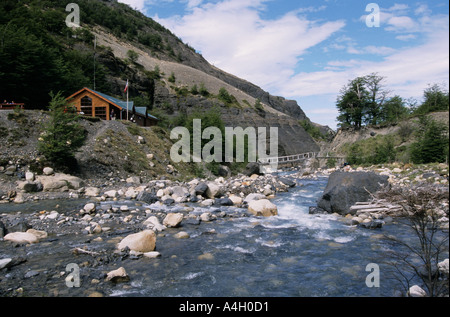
left=258, top=152, right=345, bottom=173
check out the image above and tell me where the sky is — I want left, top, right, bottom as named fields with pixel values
left=118, top=0, right=449, bottom=129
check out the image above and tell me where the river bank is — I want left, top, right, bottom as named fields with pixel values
left=0, top=163, right=448, bottom=297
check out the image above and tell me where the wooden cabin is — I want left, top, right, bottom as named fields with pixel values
left=66, top=87, right=158, bottom=127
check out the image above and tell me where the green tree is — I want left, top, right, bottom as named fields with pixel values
left=381, top=95, right=410, bottom=124
left=410, top=116, right=449, bottom=164
left=0, top=26, right=63, bottom=106
left=336, top=77, right=368, bottom=129
left=337, top=73, right=393, bottom=128
left=38, top=92, right=86, bottom=171
left=364, top=73, right=390, bottom=126
left=414, top=84, right=449, bottom=115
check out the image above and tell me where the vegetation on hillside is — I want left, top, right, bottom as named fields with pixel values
left=299, top=119, right=328, bottom=142
left=341, top=116, right=448, bottom=166
left=336, top=74, right=449, bottom=165
left=0, top=0, right=185, bottom=107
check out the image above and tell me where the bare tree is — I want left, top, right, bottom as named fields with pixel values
left=379, top=185, right=449, bottom=296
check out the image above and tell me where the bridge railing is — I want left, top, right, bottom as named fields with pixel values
left=258, top=152, right=318, bottom=164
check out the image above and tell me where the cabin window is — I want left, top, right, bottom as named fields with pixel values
left=95, top=107, right=107, bottom=120
left=80, top=96, right=92, bottom=116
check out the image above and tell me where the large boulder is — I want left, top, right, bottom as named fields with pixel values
left=244, top=162, right=261, bottom=177
left=4, top=232, right=39, bottom=244
left=35, top=173, right=84, bottom=192
left=205, top=182, right=222, bottom=199
left=243, top=193, right=266, bottom=204
left=215, top=197, right=234, bottom=206
left=143, top=216, right=167, bottom=232
left=106, top=267, right=130, bottom=283
left=438, top=259, right=449, bottom=277
left=163, top=213, right=184, bottom=228
left=408, top=285, right=427, bottom=297
left=85, top=187, right=101, bottom=197
left=194, top=182, right=208, bottom=196
left=218, top=165, right=231, bottom=178
left=278, top=177, right=296, bottom=188
left=248, top=199, right=278, bottom=217
left=317, top=171, right=389, bottom=216
left=171, top=186, right=189, bottom=199
left=117, top=230, right=156, bottom=253
left=17, top=181, right=43, bottom=193
left=136, top=191, right=159, bottom=204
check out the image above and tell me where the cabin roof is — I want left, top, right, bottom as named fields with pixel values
left=67, top=87, right=158, bottom=120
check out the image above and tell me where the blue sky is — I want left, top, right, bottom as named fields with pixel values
left=119, top=0, right=449, bottom=129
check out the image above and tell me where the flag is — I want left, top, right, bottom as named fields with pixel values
left=124, top=80, right=129, bottom=93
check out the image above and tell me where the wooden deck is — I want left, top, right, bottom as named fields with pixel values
left=0, top=103, right=25, bottom=110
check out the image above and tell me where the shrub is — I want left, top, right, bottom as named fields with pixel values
left=190, top=84, right=199, bottom=95
left=410, top=117, right=449, bottom=164
left=345, top=135, right=397, bottom=166
left=254, top=99, right=264, bottom=112
left=38, top=92, right=86, bottom=172
left=299, top=120, right=326, bottom=141
left=199, top=83, right=210, bottom=97
left=218, top=87, right=234, bottom=105
left=127, top=50, right=139, bottom=63
left=168, top=72, right=176, bottom=83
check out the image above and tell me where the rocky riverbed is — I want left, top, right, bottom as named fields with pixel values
left=0, top=163, right=449, bottom=297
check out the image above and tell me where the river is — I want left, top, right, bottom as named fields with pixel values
left=0, top=174, right=446, bottom=297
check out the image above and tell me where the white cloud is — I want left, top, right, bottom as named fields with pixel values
left=154, top=0, right=345, bottom=90
left=280, top=16, right=449, bottom=101
left=415, top=4, right=431, bottom=16
left=185, top=0, right=203, bottom=9
left=288, top=4, right=449, bottom=100
left=118, top=0, right=146, bottom=11
left=294, top=5, right=327, bottom=14
left=395, top=34, right=416, bottom=41
left=385, top=15, right=418, bottom=32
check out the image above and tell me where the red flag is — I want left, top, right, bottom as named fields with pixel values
left=124, top=80, right=129, bottom=93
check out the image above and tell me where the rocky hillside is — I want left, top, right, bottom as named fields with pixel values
left=92, top=27, right=319, bottom=156
left=0, top=110, right=197, bottom=186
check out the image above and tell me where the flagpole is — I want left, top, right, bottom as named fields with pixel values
left=93, top=35, right=96, bottom=90
left=127, top=81, right=129, bottom=121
